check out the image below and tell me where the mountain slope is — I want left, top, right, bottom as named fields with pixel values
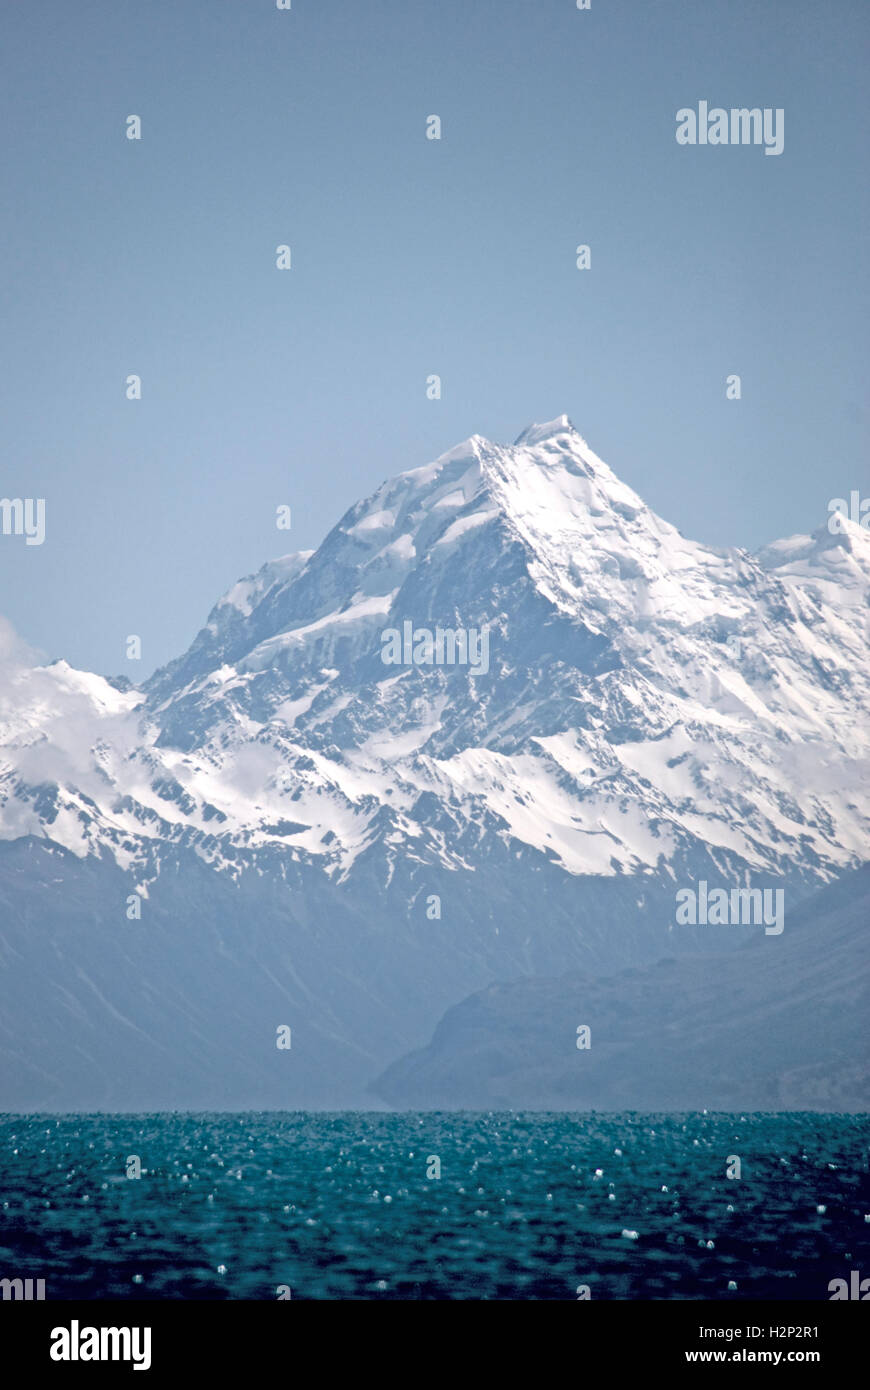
left=0, top=417, right=868, bottom=1108
left=372, top=866, right=870, bottom=1111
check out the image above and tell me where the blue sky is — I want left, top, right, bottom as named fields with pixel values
left=1, top=0, right=867, bottom=676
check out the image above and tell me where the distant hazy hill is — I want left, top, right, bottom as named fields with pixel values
left=372, top=867, right=870, bottom=1111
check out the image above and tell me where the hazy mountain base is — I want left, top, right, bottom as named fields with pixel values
left=0, top=834, right=719, bottom=1111
left=372, top=867, right=870, bottom=1111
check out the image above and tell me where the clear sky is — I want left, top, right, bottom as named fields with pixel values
left=1, top=0, right=867, bottom=677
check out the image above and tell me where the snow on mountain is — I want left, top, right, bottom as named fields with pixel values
left=4, top=416, right=867, bottom=887
left=1, top=418, right=868, bottom=1107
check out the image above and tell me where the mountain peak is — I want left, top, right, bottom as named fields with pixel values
left=513, top=414, right=576, bottom=446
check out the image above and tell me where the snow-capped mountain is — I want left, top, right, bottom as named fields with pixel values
left=1, top=417, right=868, bottom=1108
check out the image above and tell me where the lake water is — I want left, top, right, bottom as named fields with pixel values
left=1, top=1111, right=868, bottom=1299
